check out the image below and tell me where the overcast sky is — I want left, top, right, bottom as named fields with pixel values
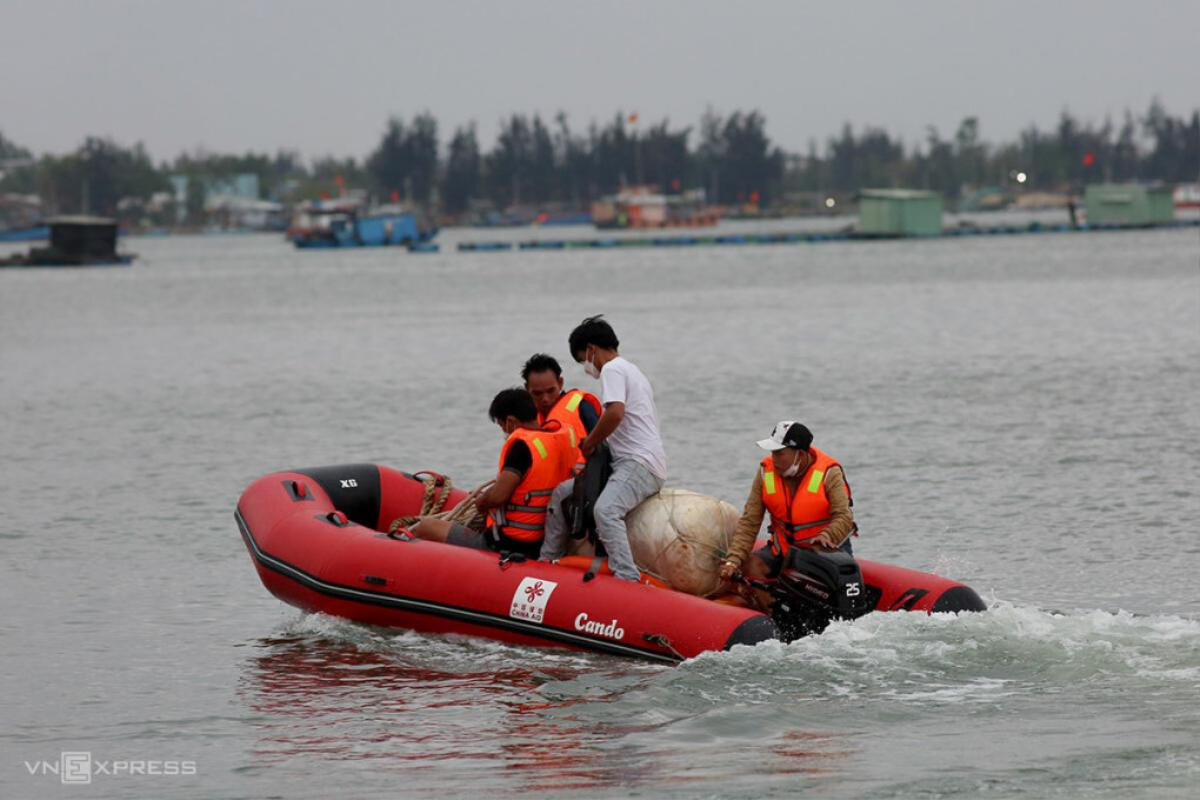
left=2, top=0, right=1197, bottom=163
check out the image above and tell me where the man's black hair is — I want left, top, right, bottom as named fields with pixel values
left=521, top=353, right=562, bottom=382
left=568, top=315, right=620, bottom=361
left=488, top=387, right=538, bottom=424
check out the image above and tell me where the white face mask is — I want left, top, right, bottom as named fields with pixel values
left=583, top=350, right=600, bottom=379
left=782, top=451, right=804, bottom=478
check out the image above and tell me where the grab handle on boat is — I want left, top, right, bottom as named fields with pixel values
left=498, top=552, right=527, bottom=570
left=282, top=479, right=312, bottom=502
left=411, top=470, right=449, bottom=487
left=320, top=510, right=350, bottom=528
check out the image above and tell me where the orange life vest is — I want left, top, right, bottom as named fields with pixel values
left=543, top=389, right=600, bottom=464
left=759, top=447, right=847, bottom=556
left=487, top=426, right=575, bottom=543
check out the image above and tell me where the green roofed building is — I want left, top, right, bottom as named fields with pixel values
left=858, top=189, right=944, bottom=237
left=1084, top=184, right=1174, bottom=226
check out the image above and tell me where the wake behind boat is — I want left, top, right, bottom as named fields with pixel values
left=236, top=464, right=986, bottom=663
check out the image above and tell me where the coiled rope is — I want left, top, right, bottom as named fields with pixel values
left=388, top=472, right=489, bottom=534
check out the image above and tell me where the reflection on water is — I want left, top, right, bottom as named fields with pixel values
left=239, top=631, right=643, bottom=791
left=238, top=626, right=852, bottom=793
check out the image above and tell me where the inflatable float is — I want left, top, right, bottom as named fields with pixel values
left=235, top=464, right=986, bottom=663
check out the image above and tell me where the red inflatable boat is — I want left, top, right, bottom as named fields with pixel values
left=236, top=464, right=986, bottom=663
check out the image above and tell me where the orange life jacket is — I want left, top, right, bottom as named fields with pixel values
left=760, top=447, right=849, bottom=556
left=543, top=389, right=600, bottom=464
left=487, top=426, right=575, bottom=543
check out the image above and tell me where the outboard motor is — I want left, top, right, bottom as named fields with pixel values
left=771, top=549, right=873, bottom=641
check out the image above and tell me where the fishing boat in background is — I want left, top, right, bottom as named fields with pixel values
left=290, top=202, right=437, bottom=250
left=1, top=216, right=134, bottom=267
left=285, top=197, right=361, bottom=241
left=1174, top=184, right=1200, bottom=209
left=591, top=185, right=721, bottom=229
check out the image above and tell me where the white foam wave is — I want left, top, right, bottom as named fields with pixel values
left=268, top=603, right=1200, bottom=698
left=683, top=602, right=1200, bottom=704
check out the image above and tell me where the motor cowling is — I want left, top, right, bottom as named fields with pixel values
left=771, top=549, right=873, bottom=641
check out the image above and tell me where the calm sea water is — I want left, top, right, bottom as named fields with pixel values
left=2, top=220, right=1198, bottom=798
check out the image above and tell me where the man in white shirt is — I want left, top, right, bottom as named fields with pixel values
left=539, top=315, right=667, bottom=581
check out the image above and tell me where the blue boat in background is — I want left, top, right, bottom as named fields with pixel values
left=0, top=224, right=49, bottom=243
left=292, top=207, right=437, bottom=250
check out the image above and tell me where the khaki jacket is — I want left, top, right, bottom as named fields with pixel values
left=725, top=465, right=855, bottom=566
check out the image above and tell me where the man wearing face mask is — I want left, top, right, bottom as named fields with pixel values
left=539, top=315, right=667, bottom=581
left=718, top=421, right=857, bottom=590
left=410, top=388, right=575, bottom=558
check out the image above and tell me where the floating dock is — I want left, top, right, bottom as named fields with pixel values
left=456, top=219, right=1200, bottom=252
left=1, top=216, right=135, bottom=268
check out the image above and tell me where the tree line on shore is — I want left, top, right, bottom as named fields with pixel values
left=0, top=100, right=1196, bottom=224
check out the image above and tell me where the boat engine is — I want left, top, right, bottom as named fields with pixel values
left=770, top=549, right=874, bottom=641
